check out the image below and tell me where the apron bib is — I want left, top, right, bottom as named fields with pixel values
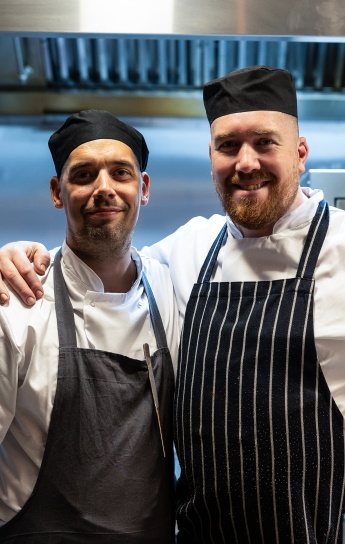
left=0, top=250, right=175, bottom=543
left=175, top=200, right=345, bottom=543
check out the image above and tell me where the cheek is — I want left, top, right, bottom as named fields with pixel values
left=212, top=157, right=233, bottom=181
left=123, top=184, right=141, bottom=204
left=69, top=188, right=91, bottom=202
left=61, top=189, right=90, bottom=214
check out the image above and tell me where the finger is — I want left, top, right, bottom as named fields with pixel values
left=31, top=243, right=51, bottom=276
left=0, top=241, right=49, bottom=304
left=1, top=260, right=39, bottom=306
left=9, top=253, right=43, bottom=306
left=0, top=273, right=10, bottom=305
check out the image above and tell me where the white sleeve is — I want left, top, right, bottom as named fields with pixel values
left=0, top=314, right=19, bottom=444
left=141, top=215, right=226, bottom=319
left=141, top=229, right=181, bottom=265
left=141, top=216, right=213, bottom=265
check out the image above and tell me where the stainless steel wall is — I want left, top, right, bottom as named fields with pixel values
left=1, top=0, right=345, bottom=37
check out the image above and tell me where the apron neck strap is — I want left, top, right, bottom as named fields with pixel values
left=296, top=199, right=329, bottom=280
left=141, top=272, right=168, bottom=349
left=197, top=200, right=329, bottom=285
left=54, top=249, right=78, bottom=348
left=197, top=223, right=228, bottom=284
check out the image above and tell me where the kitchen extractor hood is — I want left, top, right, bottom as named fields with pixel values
left=1, top=0, right=345, bottom=118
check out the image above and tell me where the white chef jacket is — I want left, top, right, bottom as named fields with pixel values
left=0, top=242, right=179, bottom=524
left=144, top=187, right=345, bottom=418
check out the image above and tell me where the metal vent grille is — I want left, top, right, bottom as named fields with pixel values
left=37, top=37, right=345, bottom=92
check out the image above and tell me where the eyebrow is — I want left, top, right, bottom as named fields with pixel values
left=67, top=159, right=135, bottom=177
left=214, top=129, right=280, bottom=142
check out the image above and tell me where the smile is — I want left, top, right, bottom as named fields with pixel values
left=234, top=180, right=269, bottom=191
left=85, top=207, right=124, bottom=216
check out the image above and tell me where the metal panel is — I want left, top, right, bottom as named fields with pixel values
left=3, top=36, right=345, bottom=93
left=1, top=0, right=345, bottom=37
left=2, top=35, right=345, bottom=117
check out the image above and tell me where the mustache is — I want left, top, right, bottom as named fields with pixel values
left=227, top=171, right=274, bottom=185
left=82, top=200, right=127, bottom=214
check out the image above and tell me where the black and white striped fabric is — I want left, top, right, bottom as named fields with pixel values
left=175, top=200, right=345, bottom=543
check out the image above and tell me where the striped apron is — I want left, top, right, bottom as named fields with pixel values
left=174, top=200, right=345, bottom=543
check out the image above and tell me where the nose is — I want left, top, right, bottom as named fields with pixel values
left=93, top=171, right=116, bottom=199
left=235, top=143, right=260, bottom=173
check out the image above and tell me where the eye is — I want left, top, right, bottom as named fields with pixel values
left=70, top=170, right=94, bottom=183
left=257, top=138, right=274, bottom=146
left=112, top=168, right=132, bottom=180
left=217, top=140, right=238, bottom=150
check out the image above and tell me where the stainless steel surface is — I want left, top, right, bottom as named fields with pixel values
left=309, top=169, right=345, bottom=206
left=0, top=91, right=205, bottom=117
left=1, top=0, right=345, bottom=37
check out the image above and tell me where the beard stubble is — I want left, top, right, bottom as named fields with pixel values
left=68, top=210, right=133, bottom=262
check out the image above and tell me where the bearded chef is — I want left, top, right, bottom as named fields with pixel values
left=159, top=66, right=345, bottom=544
left=0, top=110, right=178, bottom=543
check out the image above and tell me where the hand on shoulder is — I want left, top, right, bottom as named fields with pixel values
left=0, top=241, right=50, bottom=306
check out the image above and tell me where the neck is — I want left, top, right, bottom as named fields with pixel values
left=67, top=242, right=137, bottom=293
left=84, top=252, right=137, bottom=293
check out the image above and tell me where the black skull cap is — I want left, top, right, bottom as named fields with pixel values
left=48, top=109, right=149, bottom=176
left=203, top=65, right=298, bottom=125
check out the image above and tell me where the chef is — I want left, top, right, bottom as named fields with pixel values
left=0, top=110, right=179, bottom=542
left=152, top=66, right=345, bottom=544
left=2, top=67, right=345, bottom=543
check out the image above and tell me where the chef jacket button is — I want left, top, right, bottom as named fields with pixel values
left=138, top=301, right=142, bottom=307
left=90, top=301, right=96, bottom=307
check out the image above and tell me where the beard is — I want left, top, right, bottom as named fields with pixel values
left=81, top=222, right=132, bottom=260
left=67, top=206, right=134, bottom=262
left=214, top=166, right=300, bottom=232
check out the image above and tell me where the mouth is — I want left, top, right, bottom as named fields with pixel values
left=85, top=207, right=124, bottom=217
left=233, top=180, right=269, bottom=191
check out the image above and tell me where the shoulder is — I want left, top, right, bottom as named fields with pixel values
left=329, top=204, right=345, bottom=223
left=327, top=204, right=345, bottom=240
left=0, top=248, right=59, bottom=327
left=174, top=214, right=226, bottom=237
left=139, top=252, right=173, bottom=288
left=317, top=204, right=345, bottom=267
left=169, top=214, right=227, bottom=264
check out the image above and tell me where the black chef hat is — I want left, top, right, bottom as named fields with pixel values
left=203, top=65, right=298, bottom=125
left=48, top=110, right=149, bottom=176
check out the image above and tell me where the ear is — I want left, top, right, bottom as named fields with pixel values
left=140, top=172, right=150, bottom=207
left=297, top=137, right=309, bottom=174
left=50, top=177, right=64, bottom=209
left=208, top=142, right=213, bottom=177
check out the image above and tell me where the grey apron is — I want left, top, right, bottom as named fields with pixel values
left=0, top=250, right=175, bottom=543
left=175, top=200, right=345, bottom=543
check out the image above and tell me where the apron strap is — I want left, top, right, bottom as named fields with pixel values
left=54, top=249, right=78, bottom=348
left=296, top=199, right=330, bottom=280
left=197, top=223, right=228, bottom=284
left=141, top=272, right=169, bottom=349
left=197, top=200, right=329, bottom=285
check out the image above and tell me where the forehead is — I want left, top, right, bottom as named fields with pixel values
left=210, top=110, right=294, bottom=139
left=65, top=138, right=138, bottom=168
